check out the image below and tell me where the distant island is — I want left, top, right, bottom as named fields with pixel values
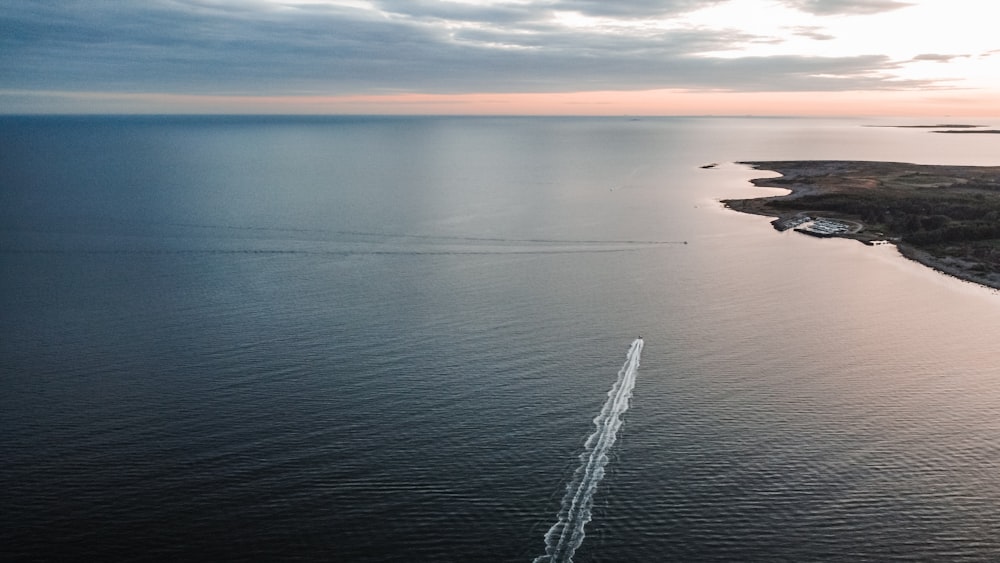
left=865, top=124, right=988, bottom=129
left=864, top=124, right=1000, bottom=134
left=722, top=161, right=1000, bottom=289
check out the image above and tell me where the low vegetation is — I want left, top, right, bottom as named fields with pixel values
left=725, top=160, right=1000, bottom=288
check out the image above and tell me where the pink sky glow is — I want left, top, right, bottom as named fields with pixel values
left=11, top=89, right=998, bottom=118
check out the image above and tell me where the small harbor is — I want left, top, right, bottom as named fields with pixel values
left=795, top=217, right=855, bottom=237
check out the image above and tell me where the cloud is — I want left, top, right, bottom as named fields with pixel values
left=548, top=0, right=726, bottom=18
left=911, top=53, right=969, bottom=63
left=780, top=0, right=913, bottom=15
left=788, top=26, right=836, bottom=41
left=0, top=0, right=933, bottom=100
left=374, top=0, right=541, bottom=24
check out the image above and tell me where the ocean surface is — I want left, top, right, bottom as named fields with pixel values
left=2, top=115, right=999, bottom=562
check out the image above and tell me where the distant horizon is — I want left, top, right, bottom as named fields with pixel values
left=3, top=1, right=999, bottom=117
left=3, top=113, right=998, bottom=121
left=3, top=89, right=1000, bottom=118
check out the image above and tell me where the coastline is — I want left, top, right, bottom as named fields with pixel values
left=722, top=160, right=1000, bottom=291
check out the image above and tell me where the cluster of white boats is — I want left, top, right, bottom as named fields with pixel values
left=799, top=218, right=851, bottom=236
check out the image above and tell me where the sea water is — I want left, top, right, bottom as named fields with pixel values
left=2, top=115, right=1000, bottom=561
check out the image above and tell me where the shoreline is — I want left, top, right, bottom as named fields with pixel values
left=722, top=160, right=1000, bottom=291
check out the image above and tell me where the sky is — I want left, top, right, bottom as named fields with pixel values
left=1, top=0, right=998, bottom=115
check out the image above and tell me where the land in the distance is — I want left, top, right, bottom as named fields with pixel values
left=865, top=124, right=988, bottom=129
left=863, top=124, right=1000, bottom=134
left=723, top=161, right=1000, bottom=289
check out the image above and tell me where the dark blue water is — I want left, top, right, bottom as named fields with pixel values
left=3, top=115, right=1000, bottom=561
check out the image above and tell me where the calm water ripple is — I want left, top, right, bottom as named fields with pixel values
left=3, top=116, right=1000, bottom=561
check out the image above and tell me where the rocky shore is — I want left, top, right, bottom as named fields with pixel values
left=722, top=160, right=1000, bottom=290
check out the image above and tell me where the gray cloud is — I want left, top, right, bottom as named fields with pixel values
left=788, top=26, right=836, bottom=41
left=375, top=0, right=542, bottom=24
left=780, top=0, right=913, bottom=15
left=549, top=0, right=727, bottom=18
left=0, top=0, right=931, bottom=99
left=912, top=53, right=968, bottom=63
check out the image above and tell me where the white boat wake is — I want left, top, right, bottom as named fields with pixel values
left=534, top=338, right=644, bottom=563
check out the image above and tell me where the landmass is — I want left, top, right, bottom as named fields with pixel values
left=865, top=124, right=987, bottom=129
left=863, top=124, right=1000, bottom=134
left=722, top=160, right=1000, bottom=289
left=933, top=130, right=1000, bottom=134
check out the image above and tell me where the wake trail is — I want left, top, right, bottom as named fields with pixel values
left=534, top=338, right=643, bottom=563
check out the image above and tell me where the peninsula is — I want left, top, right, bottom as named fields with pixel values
left=723, top=161, right=1000, bottom=289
